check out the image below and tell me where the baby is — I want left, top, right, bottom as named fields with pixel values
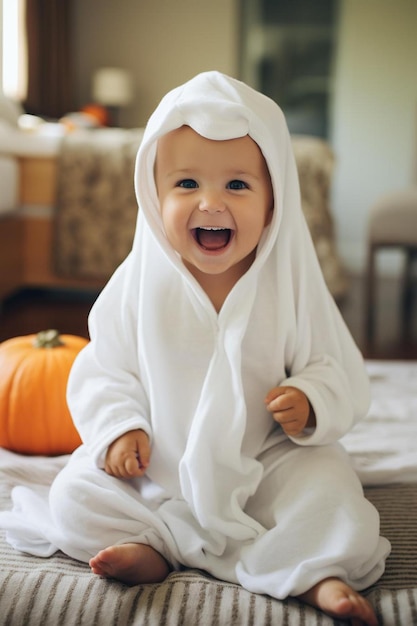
left=1, top=72, right=390, bottom=625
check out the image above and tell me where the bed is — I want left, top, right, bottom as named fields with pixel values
left=1, top=360, right=416, bottom=625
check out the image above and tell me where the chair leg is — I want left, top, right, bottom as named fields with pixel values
left=365, top=244, right=377, bottom=344
left=402, top=247, right=417, bottom=340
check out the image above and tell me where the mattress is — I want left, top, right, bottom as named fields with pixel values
left=0, top=360, right=416, bottom=625
left=0, top=120, right=63, bottom=157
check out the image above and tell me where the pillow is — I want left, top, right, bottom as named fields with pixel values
left=0, top=94, right=25, bottom=126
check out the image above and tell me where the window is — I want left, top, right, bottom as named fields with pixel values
left=2, top=0, right=27, bottom=100
left=240, top=0, right=338, bottom=138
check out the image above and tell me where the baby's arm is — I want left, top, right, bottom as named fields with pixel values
left=104, top=429, right=151, bottom=478
left=265, top=386, right=316, bottom=437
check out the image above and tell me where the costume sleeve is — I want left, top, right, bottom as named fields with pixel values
left=67, top=255, right=151, bottom=468
left=284, top=349, right=370, bottom=446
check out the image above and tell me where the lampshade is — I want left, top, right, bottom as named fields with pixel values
left=92, top=68, right=133, bottom=107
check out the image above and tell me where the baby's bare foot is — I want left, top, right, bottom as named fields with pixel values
left=89, top=543, right=171, bottom=586
left=297, top=577, right=378, bottom=625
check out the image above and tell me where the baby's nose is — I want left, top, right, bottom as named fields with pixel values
left=198, top=191, right=226, bottom=213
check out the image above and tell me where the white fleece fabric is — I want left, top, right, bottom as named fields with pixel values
left=0, top=72, right=390, bottom=597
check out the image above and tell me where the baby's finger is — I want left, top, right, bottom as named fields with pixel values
left=279, top=417, right=304, bottom=436
left=266, top=394, right=294, bottom=414
left=137, top=432, right=151, bottom=469
left=264, top=386, right=287, bottom=405
left=271, top=408, right=294, bottom=425
left=104, top=461, right=125, bottom=478
left=124, top=453, right=145, bottom=477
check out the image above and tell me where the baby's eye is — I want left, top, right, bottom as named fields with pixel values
left=227, top=180, right=248, bottom=190
left=177, top=179, right=198, bottom=189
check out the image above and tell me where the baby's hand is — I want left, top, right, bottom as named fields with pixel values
left=264, top=386, right=316, bottom=437
left=104, top=429, right=151, bottom=479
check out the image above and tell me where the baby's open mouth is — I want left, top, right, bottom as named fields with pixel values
left=192, top=227, right=233, bottom=251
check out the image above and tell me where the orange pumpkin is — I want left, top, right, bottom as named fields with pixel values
left=81, top=103, right=110, bottom=126
left=0, top=330, right=88, bottom=455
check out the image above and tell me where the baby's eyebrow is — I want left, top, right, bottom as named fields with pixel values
left=164, top=168, right=196, bottom=179
left=228, top=170, right=262, bottom=181
left=230, top=170, right=255, bottom=177
left=163, top=168, right=260, bottom=180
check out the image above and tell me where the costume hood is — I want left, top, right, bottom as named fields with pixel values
left=132, top=71, right=299, bottom=279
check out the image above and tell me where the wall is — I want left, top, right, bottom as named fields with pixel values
left=72, top=0, right=239, bottom=128
left=0, top=2, right=3, bottom=89
left=331, top=0, right=417, bottom=273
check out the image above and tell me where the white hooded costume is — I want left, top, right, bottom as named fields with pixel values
left=1, top=72, right=390, bottom=597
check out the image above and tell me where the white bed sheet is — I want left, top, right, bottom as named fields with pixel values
left=341, top=360, right=417, bottom=485
left=0, top=120, right=63, bottom=157
left=0, top=122, right=145, bottom=159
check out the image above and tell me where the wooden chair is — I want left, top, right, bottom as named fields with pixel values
left=365, top=188, right=417, bottom=342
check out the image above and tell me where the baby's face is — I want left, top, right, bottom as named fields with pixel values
left=154, top=126, right=273, bottom=281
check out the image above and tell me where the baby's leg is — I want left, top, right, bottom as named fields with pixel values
left=90, top=543, right=171, bottom=586
left=298, top=577, right=377, bottom=625
left=48, top=446, right=179, bottom=575
left=236, top=442, right=389, bottom=621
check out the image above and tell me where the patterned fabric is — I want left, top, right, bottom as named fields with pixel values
left=53, top=130, right=348, bottom=299
left=292, top=135, right=349, bottom=300
left=1, top=564, right=416, bottom=626
left=54, top=128, right=143, bottom=279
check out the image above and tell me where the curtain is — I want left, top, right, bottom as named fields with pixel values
left=24, top=0, right=73, bottom=119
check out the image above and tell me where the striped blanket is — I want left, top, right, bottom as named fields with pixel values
left=1, top=482, right=416, bottom=625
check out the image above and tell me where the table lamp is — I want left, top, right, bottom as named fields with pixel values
left=92, top=67, right=133, bottom=126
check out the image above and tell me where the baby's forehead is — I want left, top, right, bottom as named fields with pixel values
left=155, top=125, right=262, bottom=159
left=153, top=126, right=272, bottom=188
left=163, top=124, right=260, bottom=142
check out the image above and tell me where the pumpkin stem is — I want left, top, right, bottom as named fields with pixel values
left=33, top=329, right=64, bottom=349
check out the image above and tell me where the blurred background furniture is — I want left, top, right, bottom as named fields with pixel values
left=365, top=187, right=417, bottom=342
left=0, top=154, right=20, bottom=302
